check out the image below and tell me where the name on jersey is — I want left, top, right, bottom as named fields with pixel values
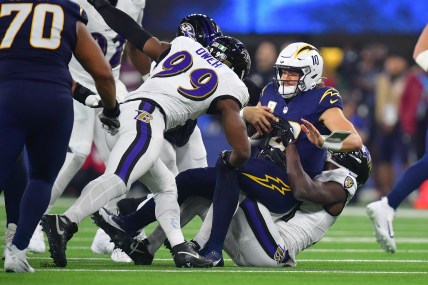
left=195, top=48, right=223, bottom=68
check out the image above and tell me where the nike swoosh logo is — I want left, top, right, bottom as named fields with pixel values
left=330, top=99, right=338, bottom=104
left=177, top=251, right=200, bottom=259
left=387, top=223, right=394, bottom=238
left=129, top=243, right=145, bottom=254
left=212, top=258, right=221, bottom=266
left=55, top=217, right=64, bottom=235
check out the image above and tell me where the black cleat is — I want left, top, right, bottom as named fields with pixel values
left=117, top=197, right=147, bottom=215
left=201, top=249, right=224, bottom=267
left=91, top=209, right=153, bottom=265
left=40, top=214, right=78, bottom=267
left=171, top=241, right=213, bottom=268
left=165, top=239, right=200, bottom=253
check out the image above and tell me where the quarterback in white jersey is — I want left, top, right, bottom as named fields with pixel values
left=41, top=0, right=252, bottom=268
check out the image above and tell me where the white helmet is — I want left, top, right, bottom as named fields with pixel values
left=274, top=42, right=323, bottom=99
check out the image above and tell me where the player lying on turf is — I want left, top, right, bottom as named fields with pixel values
left=93, top=120, right=372, bottom=266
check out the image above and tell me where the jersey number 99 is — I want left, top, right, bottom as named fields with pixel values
left=152, top=51, right=219, bottom=101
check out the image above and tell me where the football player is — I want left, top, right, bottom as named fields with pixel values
left=367, top=23, right=428, bottom=253
left=25, top=0, right=148, bottom=262
left=92, top=121, right=372, bottom=267
left=40, top=0, right=251, bottom=268
left=0, top=0, right=117, bottom=272
left=199, top=42, right=363, bottom=264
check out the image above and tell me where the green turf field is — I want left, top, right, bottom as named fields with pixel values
left=1, top=197, right=427, bottom=285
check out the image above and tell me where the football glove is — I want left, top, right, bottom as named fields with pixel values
left=271, top=117, right=295, bottom=147
left=219, top=150, right=233, bottom=169
left=98, top=101, right=120, bottom=135
left=257, top=146, right=287, bottom=171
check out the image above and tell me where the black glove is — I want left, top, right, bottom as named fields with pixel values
left=271, top=117, right=295, bottom=147
left=219, top=150, right=235, bottom=169
left=257, top=146, right=287, bottom=171
left=87, top=0, right=111, bottom=10
left=98, top=101, right=120, bottom=135
left=73, top=82, right=103, bottom=108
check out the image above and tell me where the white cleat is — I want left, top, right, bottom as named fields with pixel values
left=28, top=223, right=46, bottom=253
left=111, top=247, right=132, bottom=263
left=2, top=223, right=17, bottom=260
left=91, top=228, right=115, bottom=255
left=366, top=197, right=397, bottom=253
left=4, top=244, right=35, bottom=273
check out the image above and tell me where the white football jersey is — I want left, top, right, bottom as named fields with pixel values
left=69, top=0, right=145, bottom=92
left=277, top=167, right=358, bottom=267
left=126, top=36, right=250, bottom=130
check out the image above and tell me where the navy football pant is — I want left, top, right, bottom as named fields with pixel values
left=0, top=80, right=73, bottom=249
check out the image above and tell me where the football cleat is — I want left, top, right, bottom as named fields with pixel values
left=171, top=241, right=213, bottom=268
left=200, top=249, right=224, bottom=267
left=28, top=223, right=46, bottom=253
left=91, top=228, right=115, bottom=254
left=117, top=197, right=146, bottom=215
left=2, top=223, right=16, bottom=260
left=92, top=210, right=154, bottom=265
left=111, top=247, right=132, bottom=263
left=366, top=197, right=396, bottom=253
left=40, top=214, right=78, bottom=267
left=4, top=244, right=35, bottom=273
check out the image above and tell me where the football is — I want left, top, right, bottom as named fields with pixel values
left=247, top=124, right=265, bottom=140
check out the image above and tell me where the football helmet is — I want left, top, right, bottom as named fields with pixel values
left=327, top=145, right=372, bottom=186
left=208, top=36, right=251, bottom=80
left=176, top=14, right=223, bottom=47
left=274, top=42, right=324, bottom=99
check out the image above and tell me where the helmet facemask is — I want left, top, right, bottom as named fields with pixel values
left=274, top=42, right=324, bottom=99
left=274, top=66, right=306, bottom=99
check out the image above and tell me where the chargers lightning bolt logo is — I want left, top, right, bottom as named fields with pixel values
left=241, top=173, right=291, bottom=195
left=319, top=88, right=341, bottom=104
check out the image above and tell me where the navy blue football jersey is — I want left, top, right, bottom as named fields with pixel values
left=259, top=83, right=344, bottom=178
left=0, top=0, right=88, bottom=87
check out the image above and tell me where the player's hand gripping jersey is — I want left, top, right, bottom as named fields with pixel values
left=259, top=84, right=344, bottom=178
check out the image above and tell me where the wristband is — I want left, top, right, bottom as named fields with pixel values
left=103, top=101, right=120, bottom=118
left=320, top=135, right=343, bottom=152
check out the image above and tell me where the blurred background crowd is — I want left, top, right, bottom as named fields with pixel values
left=66, top=0, right=428, bottom=207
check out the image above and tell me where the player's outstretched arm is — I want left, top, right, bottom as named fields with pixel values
left=217, top=99, right=251, bottom=168
left=285, top=143, right=346, bottom=208
left=87, top=0, right=170, bottom=61
left=319, top=108, right=362, bottom=152
left=74, top=21, right=116, bottom=109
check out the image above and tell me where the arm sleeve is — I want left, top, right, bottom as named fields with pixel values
left=96, top=5, right=152, bottom=51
